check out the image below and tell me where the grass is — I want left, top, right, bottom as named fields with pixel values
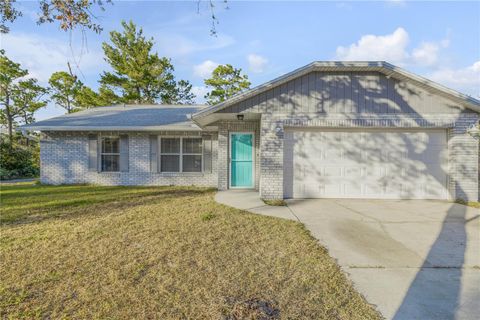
left=263, top=199, right=288, bottom=206
left=455, top=199, right=480, bottom=209
left=0, top=183, right=380, bottom=319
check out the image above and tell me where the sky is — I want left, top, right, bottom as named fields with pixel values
left=1, top=0, right=479, bottom=121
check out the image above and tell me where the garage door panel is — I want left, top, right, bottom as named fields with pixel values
left=287, top=129, right=448, bottom=199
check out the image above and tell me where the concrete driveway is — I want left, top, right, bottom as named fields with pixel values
left=216, top=191, right=480, bottom=320
left=287, top=199, right=480, bottom=320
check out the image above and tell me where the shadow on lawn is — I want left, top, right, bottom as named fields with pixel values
left=1, top=187, right=215, bottom=226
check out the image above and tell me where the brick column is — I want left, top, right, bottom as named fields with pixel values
left=217, top=126, right=229, bottom=191
left=260, top=118, right=284, bottom=199
left=449, top=114, right=479, bottom=201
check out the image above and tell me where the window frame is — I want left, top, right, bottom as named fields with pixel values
left=100, top=136, right=121, bottom=172
left=159, top=136, right=203, bottom=173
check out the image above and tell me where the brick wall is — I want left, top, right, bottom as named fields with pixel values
left=40, top=132, right=218, bottom=187
left=39, top=113, right=479, bottom=201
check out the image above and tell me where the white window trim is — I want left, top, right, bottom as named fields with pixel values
left=159, top=136, right=203, bottom=173
left=100, top=136, right=120, bottom=172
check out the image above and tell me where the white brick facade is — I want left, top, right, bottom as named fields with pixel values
left=40, top=113, right=479, bottom=201
left=41, top=132, right=218, bottom=187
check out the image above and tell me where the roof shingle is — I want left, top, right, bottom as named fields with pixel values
left=20, top=105, right=207, bottom=131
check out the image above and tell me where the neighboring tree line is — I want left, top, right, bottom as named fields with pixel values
left=0, top=20, right=250, bottom=179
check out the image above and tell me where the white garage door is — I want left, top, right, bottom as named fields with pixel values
left=284, top=129, right=448, bottom=199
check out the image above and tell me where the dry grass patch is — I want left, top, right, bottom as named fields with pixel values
left=263, top=199, right=288, bottom=206
left=1, top=183, right=380, bottom=319
left=455, top=199, right=480, bottom=209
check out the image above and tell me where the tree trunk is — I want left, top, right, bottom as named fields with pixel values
left=23, top=113, right=29, bottom=146
left=136, top=86, right=141, bottom=103
left=4, top=93, right=13, bottom=144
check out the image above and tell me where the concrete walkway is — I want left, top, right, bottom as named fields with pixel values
left=216, top=190, right=298, bottom=221
left=215, top=190, right=480, bottom=320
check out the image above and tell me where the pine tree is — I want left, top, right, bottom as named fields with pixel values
left=100, top=20, right=187, bottom=104
left=48, top=71, right=83, bottom=113
left=204, top=64, right=251, bottom=105
left=0, top=50, right=46, bottom=142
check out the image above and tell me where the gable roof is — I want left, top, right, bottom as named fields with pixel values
left=192, top=61, right=480, bottom=119
left=20, top=105, right=207, bottom=132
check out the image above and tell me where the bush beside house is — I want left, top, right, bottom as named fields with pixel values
left=0, top=136, right=39, bottom=180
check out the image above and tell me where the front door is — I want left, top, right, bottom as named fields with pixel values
left=230, top=133, right=254, bottom=188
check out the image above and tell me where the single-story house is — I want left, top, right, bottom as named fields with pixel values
left=20, top=61, right=480, bottom=201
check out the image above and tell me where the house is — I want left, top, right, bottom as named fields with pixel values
left=20, top=62, right=480, bottom=201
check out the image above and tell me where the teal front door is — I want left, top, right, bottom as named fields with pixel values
left=230, top=133, right=254, bottom=188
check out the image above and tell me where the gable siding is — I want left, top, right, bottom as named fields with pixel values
left=219, top=71, right=472, bottom=115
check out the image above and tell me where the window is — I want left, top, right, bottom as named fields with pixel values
left=101, top=137, right=120, bottom=172
left=160, top=138, right=180, bottom=172
left=160, top=137, right=202, bottom=173
left=182, top=138, right=202, bottom=172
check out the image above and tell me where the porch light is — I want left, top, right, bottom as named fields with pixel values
left=237, top=114, right=245, bottom=121
left=466, top=123, right=480, bottom=140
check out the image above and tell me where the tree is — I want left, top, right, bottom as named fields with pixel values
left=74, top=85, right=120, bottom=108
left=168, top=80, right=196, bottom=105
left=100, top=20, right=175, bottom=104
left=1, top=0, right=112, bottom=34
left=0, top=0, right=21, bottom=33
left=12, top=79, right=49, bottom=125
left=204, top=64, right=251, bottom=105
left=48, top=71, right=83, bottom=113
left=100, top=20, right=194, bottom=105
left=0, top=50, right=28, bottom=141
left=1, top=1, right=226, bottom=35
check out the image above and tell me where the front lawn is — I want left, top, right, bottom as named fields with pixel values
left=0, top=183, right=380, bottom=319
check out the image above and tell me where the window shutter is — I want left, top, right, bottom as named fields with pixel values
left=88, top=134, right=98, bottom=172
left=119, top=134, right=129, bottom=172
left=203, top=135, right=213, bottom=173
left=149, top=135, right=158, bottom=173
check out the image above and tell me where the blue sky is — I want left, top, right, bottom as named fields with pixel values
left=2, top=0, right=479, bottom=120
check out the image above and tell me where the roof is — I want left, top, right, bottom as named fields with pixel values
left=20, top=105, right=208, bottom=132
left=192, top=61, right=480, bottom=120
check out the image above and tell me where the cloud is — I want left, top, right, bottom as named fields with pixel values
left=191, top=86, right=209, bottom=103
left=335, top=27, right=410, bottom=64
left=1, top=32, right=105, bottom=83
left=193, top=60, right=219, bottom=78
left=412, top=36, right=449, bottom=66
left=412, top=42, right=440, bottom=66
left=429, top=61, right=480, bottom=97
left=335, top=28, right=452, bottom=68
left=247, top=54, right=268, bottom=73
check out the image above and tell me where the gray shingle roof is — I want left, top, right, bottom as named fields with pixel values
left=20, top=105, right=208, bottom=132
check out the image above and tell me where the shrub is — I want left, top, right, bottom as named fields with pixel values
left=0, top=140, right=39, bottom=180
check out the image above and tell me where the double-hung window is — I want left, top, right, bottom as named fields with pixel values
left=160, top=137, right=202, bottom=173
left=182, top=138, right=202, bottom=172
left=101, top=137, right=120, bottom=172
